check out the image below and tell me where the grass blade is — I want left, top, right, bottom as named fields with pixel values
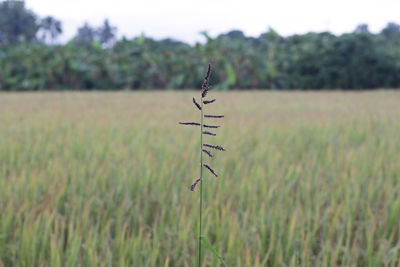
left=200, top=236, right=228, bottom=267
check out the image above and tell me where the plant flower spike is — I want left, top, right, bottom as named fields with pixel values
left=179, top=64, right=228, bottom=267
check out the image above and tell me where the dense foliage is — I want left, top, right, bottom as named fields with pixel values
left=1, top=0, right=400, bottom=90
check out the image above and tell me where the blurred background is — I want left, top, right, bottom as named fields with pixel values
left=1, top=0, right=400, bottom=91
left=1, top=1, right=400, bottom=266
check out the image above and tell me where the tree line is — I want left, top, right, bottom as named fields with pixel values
left=1, top=0, right=400, bottom=91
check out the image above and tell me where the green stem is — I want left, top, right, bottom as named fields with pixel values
left=198, top=95, right=204, bottom=267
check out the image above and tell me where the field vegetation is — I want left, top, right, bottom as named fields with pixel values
left=0, top=91, right=399, bottom=266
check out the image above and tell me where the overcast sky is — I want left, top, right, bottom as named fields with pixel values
left=26, top=0, right=400, bottom=44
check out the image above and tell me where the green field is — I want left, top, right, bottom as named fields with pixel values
left=0, top=91, right=399, bottom=266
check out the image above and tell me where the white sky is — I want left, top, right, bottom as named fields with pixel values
left=26, top=0, right=400, bottom=44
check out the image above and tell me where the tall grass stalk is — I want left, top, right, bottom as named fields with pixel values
left=199, top=87, right=204, bottom=267
left=179, top=64, right=227, bottom=266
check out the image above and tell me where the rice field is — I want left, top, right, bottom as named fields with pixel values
left=0, top=91, right=399, bottom=266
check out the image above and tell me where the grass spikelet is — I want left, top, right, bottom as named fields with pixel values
left=193, top=98, right=202, bottom=110
left=203, top=99, right=216, bottom=104
left=203, top=144, right=226, bottom=151
left=202, top=149, right=213, bottom=158
left=203, top=124, right=219, bottom=129
left=190, top=178, right=202, bottom=191
left=202, top=131, right=216, bottom=136
left=179, top=122, right=200, bottom=126
left=201, top=64, right=212, bottom=98
left=204, top=114, right=224, bottom=118
left=203, top=164, right=218, bottom=177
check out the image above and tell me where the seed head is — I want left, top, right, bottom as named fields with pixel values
left=193, top=98, right=201, bottom=111
left=204, top=114, right=224, bottom=118
left=203, top=99, right=216, bottom=105
left=203, top=124, right=219, bottom=129
left=201, top=64, right=212, bottom=98
left=203, top=144, right=226, bottom=151
left=203, top=164, right=218, bottom=177
left=202, top=131, right=216, bottom=136
left=202, top=149, right=213, bottom=158
left=190, top=177, right=202, bottom=191
left=179, top=122, right=200, bottom=126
